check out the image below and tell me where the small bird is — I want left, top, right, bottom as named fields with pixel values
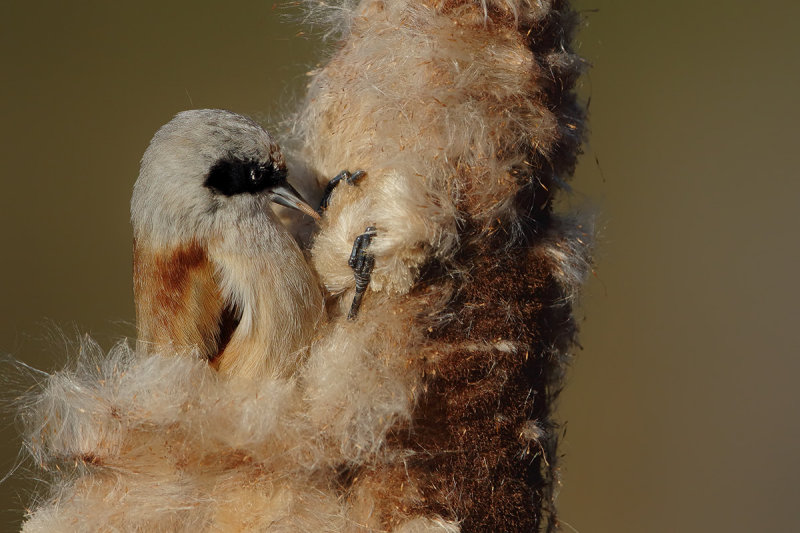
left=131, top=109, right=324, bottom=379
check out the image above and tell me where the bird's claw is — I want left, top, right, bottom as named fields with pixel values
left=318, top=169, right=367, bottom=213
left=317, top=169, right=373, bottom=318
left=347, top=226, right=376, bottom=320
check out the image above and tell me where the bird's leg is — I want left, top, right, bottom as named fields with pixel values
left=347, top=226, right=377, bottom=320
left=318, top=169, right=367, bottom=213
left=318, top=169, right=373, bottom=318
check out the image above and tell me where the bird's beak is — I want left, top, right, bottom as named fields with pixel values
left=269, top=183, right=321, bottom=221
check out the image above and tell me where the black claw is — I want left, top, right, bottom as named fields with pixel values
left=318, top=169, right=367, bottom=213
left=347, top=226, right=377, bottom=320
left=346, top=170, right=366, bottom=185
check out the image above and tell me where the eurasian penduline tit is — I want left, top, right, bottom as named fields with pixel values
left=131, top=109, right=324, bottom=379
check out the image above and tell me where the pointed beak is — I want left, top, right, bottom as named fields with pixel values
left=269, top=183, right=320, bottom=221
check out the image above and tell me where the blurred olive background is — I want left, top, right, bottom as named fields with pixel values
left=1, top=1, right=798, bottom=531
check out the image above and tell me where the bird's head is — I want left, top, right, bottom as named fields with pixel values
left=131, top=109, right=317, bottom=247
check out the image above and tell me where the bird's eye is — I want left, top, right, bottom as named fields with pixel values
left=249, top=168, right=258, bottom=183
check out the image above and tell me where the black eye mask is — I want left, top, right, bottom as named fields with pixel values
left=204, top=157, right=285, bottom=197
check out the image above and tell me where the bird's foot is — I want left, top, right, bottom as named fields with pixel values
left=318, top=169, right=367, bottom=213
left=347, top=226, right=376, bottom=320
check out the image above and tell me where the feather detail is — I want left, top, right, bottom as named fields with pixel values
left=133, top=238, right=224, bottom=359
left=210, top=214, right=325, bottom=379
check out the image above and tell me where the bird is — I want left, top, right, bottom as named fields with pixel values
left=131, top=109, right=324, bottom=379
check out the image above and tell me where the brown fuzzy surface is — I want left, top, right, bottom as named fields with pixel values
left=412, top=238, right=576, bottom=515
left=411, top=238, right=575, bottom=531
left=339, top=231, right=579, bottom=532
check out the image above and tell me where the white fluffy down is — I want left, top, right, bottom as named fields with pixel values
left=21, top=338, right=455, bottom=532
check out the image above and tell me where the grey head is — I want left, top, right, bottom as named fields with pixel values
left=131, top=109, right=317, bottom=246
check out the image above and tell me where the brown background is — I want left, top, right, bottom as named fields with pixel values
left=1, top=1, right=798, bottom=531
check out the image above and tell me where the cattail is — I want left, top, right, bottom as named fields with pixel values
left=286, top=0, right=592, bottom=529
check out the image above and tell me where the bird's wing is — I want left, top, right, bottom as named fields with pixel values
left=133, top=239, right=230, bottom=359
